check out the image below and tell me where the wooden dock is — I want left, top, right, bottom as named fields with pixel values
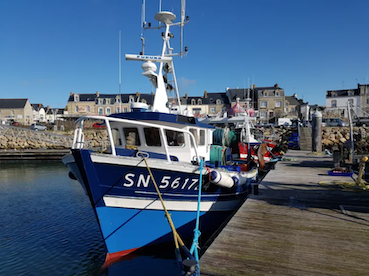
left=200, top=151, right=369, bottom=276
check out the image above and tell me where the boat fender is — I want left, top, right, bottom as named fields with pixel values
left=68, top=171, right=77, bottom=180
left=210, top=170, right=236, bottom=188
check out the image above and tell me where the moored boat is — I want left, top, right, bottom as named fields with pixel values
left=63, top=2, right=258, bottom=269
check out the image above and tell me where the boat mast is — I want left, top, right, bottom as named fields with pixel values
left=126, top=0, right=189, bottom=114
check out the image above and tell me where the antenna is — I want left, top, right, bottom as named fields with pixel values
left=119, top=30, right=122, bottom=112
left=141, top=0, right=146, bottom=54
left=180, top=0, right=186, bottom=56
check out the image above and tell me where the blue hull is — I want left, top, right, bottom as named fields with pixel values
left=65, top=149, right=254, bottom=257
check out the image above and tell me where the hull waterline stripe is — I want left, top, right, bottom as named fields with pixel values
left=103, top=196, right=244, bottom=212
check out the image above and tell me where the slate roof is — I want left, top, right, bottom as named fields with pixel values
left=285, top=96, right=300, bottom=106
left=0, top=99, right=28, bottom=109
left=227, top=88, right=258, bottom=102
left=31, top=103, right=45, bottom=111
left=46, top=108, right=64, bottom=115
left=326, top=89, right=359, bottom=97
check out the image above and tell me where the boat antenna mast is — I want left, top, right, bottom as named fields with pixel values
left=126, top=0, right=189, bottom=114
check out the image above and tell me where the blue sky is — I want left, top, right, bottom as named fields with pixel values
left=1, top=0, right=369, bottom=108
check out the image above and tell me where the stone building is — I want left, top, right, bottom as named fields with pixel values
left=284, top=94, right=300, bottom=117
left=256, top=83, right=285, bottom=121
left=66, top=92, right=154, bottom=117
left=182, top=91, right=230, bottom=117
left=0, top=98, right=33, bottom=125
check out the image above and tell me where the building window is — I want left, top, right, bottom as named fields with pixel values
left=260, top=101, right=267, bottom=108
left=98, top=108, right=103, bottom=116
left=216, top=99, right=221, bottom=105
left=276, top=91, right=279, bottom=97
left=116, top=107, right=120, bottom=113
left=106, top=99, right=110, bottom=105
left=99, top=99, right=103, bottom=105
left=264, top=90, right=268, bottom=97
left=106, top=107, right=111, bottom=115
left=123, top=107, right=128, bottom=113
left=116, top=98, right=121, bottom=104
left=367, top=98, right=369, bottom=104
left=260, top=111, right=267, bottom=118
left=348, top=91, right=354, bottom=96
left=74, top=95, right=79, bottom=102
left=331, top=100, right=337, bottom=108
left=276, top=101, right=282, bottom=107
left=75, top=106, right=78, bottom=113
left=191, top=99, right=196, bottom=105
left=286, top=102, right=289, bottom=107
left=210, top=107, right=216, bottom=113
left=87, top=106, right=90, bottom=112
left=291, top=107, right=295, bottom=112
left=198, top=99, right=202, bottom=105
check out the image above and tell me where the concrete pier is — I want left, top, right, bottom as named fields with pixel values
left=200, top=151, right=369, bottom=276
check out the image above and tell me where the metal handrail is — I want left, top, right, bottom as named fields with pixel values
left=72, top=115, right=200, bottom=163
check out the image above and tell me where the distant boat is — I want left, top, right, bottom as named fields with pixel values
left=63, top=2, right=258, bottom=270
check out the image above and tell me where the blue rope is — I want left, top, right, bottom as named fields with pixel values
left=190, top=158, right=204, bottom=273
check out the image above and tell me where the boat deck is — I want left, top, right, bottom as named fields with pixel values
left=200, top=150, right=369, bottom=276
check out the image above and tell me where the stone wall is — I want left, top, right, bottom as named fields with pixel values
left=0, top=130, right=109, bottom=150
left=322, top=127, right=369, bottom=154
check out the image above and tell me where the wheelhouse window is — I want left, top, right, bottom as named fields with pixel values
left=112, top=128, right=121, bottom=146
left=199, top=129, right=205, bottom=146
left=189, top=128, right=198, bottom=146
left=123, top=128, right=141, bottom=146
left=166, top=130, right=185, bottom=146
left=144, top=127, right=161, bottom=146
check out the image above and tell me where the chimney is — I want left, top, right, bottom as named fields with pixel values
left=185, top=93, right=188, bottom=99
left=252, top=84, right=255, bottom=89
left=38, top=103, right=41, bottom=108
left=70, top=92, right=73, bottom=96
left=226, top=87, right=229, bottom=91
left=47, top=105, right=50, bottom=111
left=293, top=93, right=297, bottom=98
left=204, top=91, right=208, bottom=98
left=274, top=83, right=279, bottom=88
left=96, top=91, right=99, bottom=97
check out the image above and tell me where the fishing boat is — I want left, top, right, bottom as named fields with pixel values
left=63, top=1, right=258, bottom=268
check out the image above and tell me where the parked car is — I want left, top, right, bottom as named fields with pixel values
left=30, top=123, right=47, bottom=131
left=322, top=118, right=348, bottom=127
left=354, top=117, right=369, bottom=127
left=93, top=122, right=106, bottom=128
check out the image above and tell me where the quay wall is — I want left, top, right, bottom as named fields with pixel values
left=0, top=130, right=109, bottom=150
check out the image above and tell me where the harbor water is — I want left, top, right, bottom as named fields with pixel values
left=0, top=162, right=178, bottom=276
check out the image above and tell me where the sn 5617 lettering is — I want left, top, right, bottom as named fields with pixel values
left=122, top=173, right=199, bottom=190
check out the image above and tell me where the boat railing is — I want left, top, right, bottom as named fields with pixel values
left=72, top=115, right=200, bottom=163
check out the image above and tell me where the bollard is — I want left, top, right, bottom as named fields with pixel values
left=312, top=110, right=322, bottom=152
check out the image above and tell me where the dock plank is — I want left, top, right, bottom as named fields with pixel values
left=200, top=151, right=369, bottom=276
